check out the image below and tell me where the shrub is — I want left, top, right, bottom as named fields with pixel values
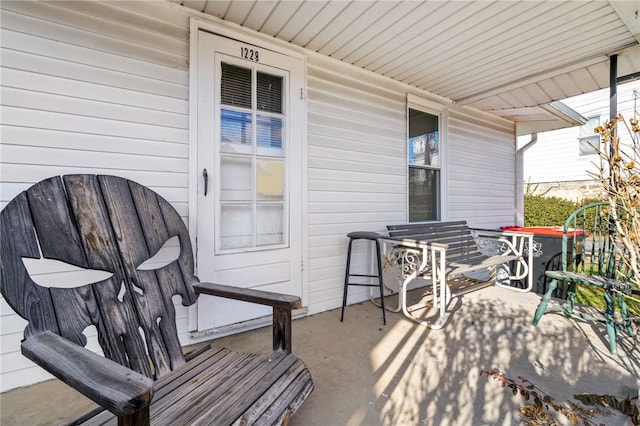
left=524, top=194, right=602, bottom=227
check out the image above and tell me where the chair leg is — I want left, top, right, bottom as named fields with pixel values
left=533, top=279, right=557, bottom=325
left=375, top=239, right=386, bottom=325
left=619, top=293, right=635, bottom=336
left=564, top=282, right=577, bottom=318
left=604, top=288, right=618, bottom=355
left=341, top=238, right=354, bottom=322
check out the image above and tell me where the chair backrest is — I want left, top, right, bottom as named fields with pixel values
left=561, top=202, right=633, bottom=282
left=0, top=175, right=199, bottom=379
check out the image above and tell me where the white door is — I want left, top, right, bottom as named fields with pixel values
left=196, top=31, right=305, bottom=331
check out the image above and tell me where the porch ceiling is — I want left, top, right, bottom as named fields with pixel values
left=179, top=0, right=640, bottom=134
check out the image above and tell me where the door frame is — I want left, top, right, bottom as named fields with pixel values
left=188, top=18, right=309, bottom=334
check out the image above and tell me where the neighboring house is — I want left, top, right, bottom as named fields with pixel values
left=0, top=1, right=638, bottom=392
left=522, top=81, right=639, bottom=201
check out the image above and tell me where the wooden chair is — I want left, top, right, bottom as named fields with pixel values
left=0, top=175, right=313, bottom=425
left=532, top=202, right=636, bottom=355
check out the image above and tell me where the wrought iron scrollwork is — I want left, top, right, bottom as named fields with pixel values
left=383, top=246, right=423, bottom=287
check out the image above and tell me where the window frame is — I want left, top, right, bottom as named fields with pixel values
left=215, top=55, right=291, bottom=254
left=406, top=97, right=446, bottom=223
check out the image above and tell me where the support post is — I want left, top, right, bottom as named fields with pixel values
left=610, top=54, right=617, bottom=119
left=273, top=307, right=293, bottom=353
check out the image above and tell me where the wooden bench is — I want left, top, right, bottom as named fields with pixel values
left=383, top=221, right=533, bottom=328
left=0, top=175, right=313, bottom=425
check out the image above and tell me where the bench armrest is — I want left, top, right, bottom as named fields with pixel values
left=470, top=227, right=534, bottom=240
left=193, top=282, right=301, bottom=353
left=21, top=331, right=153, bottom=417
left=470, top=228, right=534, bottom=256
left=470, top=228, right=535, bottom=291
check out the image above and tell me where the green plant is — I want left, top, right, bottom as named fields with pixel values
left=524, top=195, right=602, bottom=227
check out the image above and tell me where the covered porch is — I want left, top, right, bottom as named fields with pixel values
left=1, top=1, right=640, bottom=421
left=3, top=285, right=638, bottom=425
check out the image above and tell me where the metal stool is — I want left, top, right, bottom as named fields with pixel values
left=341, top=231, right=386, bottom=325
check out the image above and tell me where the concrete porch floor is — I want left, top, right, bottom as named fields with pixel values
left=1, top=286, right=639, bottom=425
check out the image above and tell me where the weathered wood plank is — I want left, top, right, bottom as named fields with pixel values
left=21, top=332, right=153, bottom=415
left=153, top=347, right=233, bottom=400
left=26, top=177, right=96, bottom=343
left=152, top=351, right=260, bottom=424
left=75, top=348, right=313, bottom=426
left=97, top=175, right=181, bottom=377
left=273, top=307, right=293, bottom=352
left=0, top=192, right=60, bottom=338
left=126, top=177, right=190, bottom=371
left=63, top=175, right=152, bottom=376
left=185, top=352, right=296, bottom=425
left=194, top=282, right=301, bottom=309
left=156, top=190, right=198, bottom=306
left=236, top=361, right=313, bottom=425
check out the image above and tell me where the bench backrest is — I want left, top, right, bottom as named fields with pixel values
left=561, top=202, right=634, bottom=282
left=0, top=175, right=199, bottom=379
left=387, top=221, right=486, bottom=262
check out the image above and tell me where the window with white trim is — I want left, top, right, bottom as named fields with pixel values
left=408, top=108, right=440, bottom=222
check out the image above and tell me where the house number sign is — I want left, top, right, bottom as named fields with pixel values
left=241, top=46, right=259, bottom=62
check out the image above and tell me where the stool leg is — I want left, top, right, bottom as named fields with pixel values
left=341, top=238, right=354, bottom=322
left=375, top=239, right=386, bottom=325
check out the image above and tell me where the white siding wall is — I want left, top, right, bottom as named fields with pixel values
left=523, top=81, right=639, bottom=184
left=0, top=0, right=519, bottom=392
left=306, top=57, right=407, bottom=314
left=305, top=54, right=517, bottom=313
left=0, top=0, right=193, bottom=391
left=448, top=109, right=516, bottom=228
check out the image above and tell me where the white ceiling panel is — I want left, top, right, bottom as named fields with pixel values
left=181, top=0, right=640, bottom=134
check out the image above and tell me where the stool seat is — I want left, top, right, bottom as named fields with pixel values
left=347, top=231, right=383, bottom=240
left=341, top=231, right=386, bottom=325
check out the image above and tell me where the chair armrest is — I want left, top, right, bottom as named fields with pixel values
left=193, top=282, right=301, bottom=310
left=21, top=331, right=153, bottom=416
left=193, top=282, right=301, bottom=353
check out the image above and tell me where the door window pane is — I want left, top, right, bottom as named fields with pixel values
left=221, top=63, right=251, bottom=108
left=408, top=108, right=440, bottom=222
left=257, top=204, right=284, bottom=246
left=257, top=159, right=284, bottom=200
left=257, top=115, right=283, bottom=150
left=257, top=72, right=282, bottom=113
left=221, top=109, right=252, bottom=149
left=220, top=156, right=252, bottom=201
left=220, top=204, right=252, bottom=249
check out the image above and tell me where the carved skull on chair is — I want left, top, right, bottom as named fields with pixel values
left=1, top=175, right=198, bottom=378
